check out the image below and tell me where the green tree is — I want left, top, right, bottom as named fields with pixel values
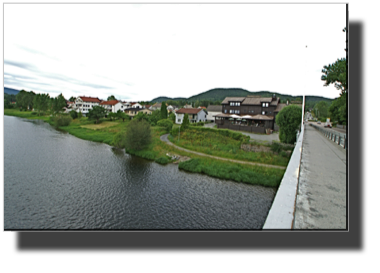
left=168, top=112, right=176, bottom=123
left=87, top=105, right=107, bottom=124
left=313, top=101, right=329, bottom=119
left=69, top=110, right=78, bottom=119
left=148, top=110, right=161, bottom=125
left=107, top=95, right=117, bottom=101
left=33, top=93, right=50, bottom=115
left=116, top=109, right=128, bottom=122
left=51, top=93, right=67, bottom=116
left=134, top=111, right=149, bottom=122
left=275, top=105, right=302, bottom=144
left=125, top=119, right=152, bottom=151
left=157, top=119, right=173, bottom=133
left=160, top=102, right=168, bottom=120
left=108, top=112, right=117, bottom=121
left=69, top=96, right=76, bottom=102
left=16, top=90, right=35, bottom=110
left=321, top=58, right=347, bottom=95
left=181, top=113, right=190, bottom=130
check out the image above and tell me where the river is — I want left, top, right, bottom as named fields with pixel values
left=4, top=116, right=276, bottom=229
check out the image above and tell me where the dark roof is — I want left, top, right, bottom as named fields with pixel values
left=206, top=105, right=222, bottom=112
left=176, top=108, right=203, bottom=114
left=221, top=97, right=246, bottom=104
left=274, top=103, right=287, bottom=112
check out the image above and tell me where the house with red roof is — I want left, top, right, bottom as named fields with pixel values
left=73, top=96, right=102, bottom=116
left=100, top=100, right=125, bottom=113
left=175, top=108, right=207, bottom=124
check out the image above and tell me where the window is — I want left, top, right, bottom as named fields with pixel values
left=236, top=102, right=240, bottom=106
left=235, top=110, right=240, bottom=114
left=230, top=110, right=234, bottom=114
left=224, top=110, right=227, bottom=113
left=262, top=102, right=269, bottom=107
left=262, top=111, right=266, bottom=115
left=178, top=119, right=181, bottom=123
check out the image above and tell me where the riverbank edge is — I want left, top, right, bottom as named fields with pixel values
left=5, top=110, right=285, bottom=187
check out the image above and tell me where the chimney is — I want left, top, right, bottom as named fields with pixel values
left=272, top=94, right=276, bottom=101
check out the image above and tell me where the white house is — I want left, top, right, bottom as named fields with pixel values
left=73, top=96, right=102, bottom=116
left=100, top=100, right=125, bottom=113
left=206, top=105, right=222, bottom=122
left=175, top=108, right=207, bottom=124
left=131, top=102, right=143, bottom=108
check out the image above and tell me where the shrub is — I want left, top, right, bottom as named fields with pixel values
left=271, top=142, right=282, bottom=153
left=69, top=110, right=78, bottom=119
left=112, top=131, right=126, bottom=149
left=279, top=151, right=288, bottom=157
left=125, top=119, right=152, bottom=151
left=31, top=112, right=38, bottom=115
left=157, top=119, right=173, bottom=133
left=52, top=115, right=72, bottom=128
left=275, top=105, right=302, bottom=144
left=155, top=156, right=169, bottom=165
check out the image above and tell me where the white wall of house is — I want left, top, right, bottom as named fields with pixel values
left=175, top=113, right=184, bottom=124
left=132, top=103, right=142, bottom=108
left=194, top=110, right=207, bottom=122
left=206, top=111, right=221, bottom=122
left=74, top=98, right=100, bottom=116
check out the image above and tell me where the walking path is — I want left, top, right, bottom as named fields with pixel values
left=293, top=124, right=346, bottom=229
left=160, top=134, right=286, bottom=170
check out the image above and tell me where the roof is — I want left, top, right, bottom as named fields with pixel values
left=78, top=96, right=101, bottom=103
left=100, top=100, right=120, bottom=105
left=213, top=113, right=273, bottom=120
left=221, top=96, right=279, bottom=106
left=175, top=108, right=203, bottom=114
left=221, top=97, right=246, bottom=104
left=274, top=103, right=287, bottom=112
left=144, top=105, right=151, bottom=108
left=206, top=105, right=222, bottom=112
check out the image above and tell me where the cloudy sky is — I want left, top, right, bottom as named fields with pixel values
left=4, top=3, right=346, bottom=101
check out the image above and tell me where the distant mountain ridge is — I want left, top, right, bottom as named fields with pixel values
left=4, top=87, right=20, bottom=95
left=151, top=88, right=334, bottom=104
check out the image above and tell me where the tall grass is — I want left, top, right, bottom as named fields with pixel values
left=179, top=158, right=284, bottom=187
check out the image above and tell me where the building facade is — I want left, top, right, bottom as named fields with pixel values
left=215, top=95, right=287, bottom=133
left=175, top=108, right=207, bottom=124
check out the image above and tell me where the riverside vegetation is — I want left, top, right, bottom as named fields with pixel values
left=5, top=108, right=289, bottom=187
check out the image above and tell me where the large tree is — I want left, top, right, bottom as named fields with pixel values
left=180, top=113, right=190, bottom=130
left=87, top=105, right=107, bottom=124
left=33, top=93, right=50, bottom=115
left=313, top=101, right=329, bottom=119
left=16, top=90, right=35, bottom=110
left=321, top=58, right=347, bottom=95
left=275, top=105, right=302, bottom=144
left=124, top=119, right=152, bottom=151
left=160, top=102, right=168, bottom=120
left=69, top=96, right=76, bottom=102
left=107, top=95, right=117, bottom=101
left=51, top=93, right=67, bottom=116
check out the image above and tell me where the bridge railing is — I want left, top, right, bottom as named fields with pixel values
left=263, top=124, right=305, bottom=229
left=309, top=123, right=347, bottom=149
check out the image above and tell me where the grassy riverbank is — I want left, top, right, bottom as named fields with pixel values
left=5, top=109, right=285, bottom=187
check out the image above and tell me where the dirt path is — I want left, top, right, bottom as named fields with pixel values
left=160, top=134, right=286, bottom=170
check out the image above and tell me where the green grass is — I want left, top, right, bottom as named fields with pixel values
left=179, top=158, right=284, bottom=187
left=169, top=128, right=289, bottom=166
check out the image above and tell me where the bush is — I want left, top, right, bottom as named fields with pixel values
left=155, top=156, right=169, bottom=165
left=69, top=110, right=78, bottom=119
left=51, top=115, right=72, bottom=128
left=271, top=142, right=282, bottom=153
left=279, top=151, right=288, bottom=157
left=112, top=131, right=126, bottom=149
left=276, top=105, right=302, bottom=144
left=125, top=119, right=152, bottom=151
left=157, top=119, right=173, bottom=133
left=31, top=112, right=38, bottom=115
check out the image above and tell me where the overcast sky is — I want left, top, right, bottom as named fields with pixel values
left=4, top=3, right=346, bottom=101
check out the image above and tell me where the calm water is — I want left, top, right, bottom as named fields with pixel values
left=4, top=116, right=276, bottom=229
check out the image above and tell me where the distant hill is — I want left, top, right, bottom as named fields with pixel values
left=151, top=96, right=187, bottom=103
left=4, top=87, right=20, bottom=95
left=150, top=88, right=334, bottom=105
